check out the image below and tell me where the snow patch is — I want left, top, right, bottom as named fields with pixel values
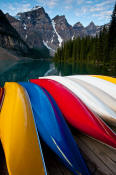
left=72, top=35, right=74, bottom=40
left=23, top=23, right=27, bottom=30
left=51, top=36, right=54, bottom=43
left=14, top=15, right=21, bottom=20
left=77, top=23, right=83, bottom=27
left=27, top=16, right=31, bottom=20
left=52, top=20, right=63, bottom=47
left=43, top=40, right=55, bottom=52
left=25, top=34, right=27, bottom=39
left=31, top=6, right=41, bottom=11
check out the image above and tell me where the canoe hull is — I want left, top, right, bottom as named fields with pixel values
left=67, top=75, right=116, bottom=99
left=91, top=75, right=116, bottom=84
left=30, top=78, right=116, bottom=149
left=0, top=82, right=46, bottom=175
left=0, top=87, right=4, bottom=110
left=67, top=77, right=116, bottom=126
left=20, top=82, right=90, bottom=175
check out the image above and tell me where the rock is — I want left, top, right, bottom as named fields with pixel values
left=73, top=22, right=87, bottom=37
left=0, top=10, right=29, bottom=55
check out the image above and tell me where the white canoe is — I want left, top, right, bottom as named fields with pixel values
left=67, top=75, right=116, bottom=100
left=68, top=77, right=116, bottom=113
left=40, top=76, right=116, bottom=126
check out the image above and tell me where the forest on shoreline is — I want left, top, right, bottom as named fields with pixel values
left=54, top=4, right=116, bottom=66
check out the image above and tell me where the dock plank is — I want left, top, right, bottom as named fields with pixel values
left=72, top=127, right=116, bottom=175
left=0, top=127, right=116, bottom=175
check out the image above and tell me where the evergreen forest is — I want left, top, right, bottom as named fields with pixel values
left=54, top=3, right=116, bottom=66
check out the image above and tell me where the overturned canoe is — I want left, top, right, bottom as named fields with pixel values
left=68, top=77, right=116, bottom=113
left=30, top=78, right=116, bottom=149
left=20, top=82, right=90, bottom=175
left=0, top=87, right=4, bottom=110
left=38, top=76, right=116, bottom=127
left=91, top=75, right=116, bottom=85
left=67, top=75, right=116, bottom=100
left=0, top=82, right=46, bottom=175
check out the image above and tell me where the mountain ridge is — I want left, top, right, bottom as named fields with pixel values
left=0, top=10, right=29, bottom=56
left=5, top=6, right=109, bottom=53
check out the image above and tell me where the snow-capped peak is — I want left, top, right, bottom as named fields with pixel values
left=31, top=6, right=41, bottom=11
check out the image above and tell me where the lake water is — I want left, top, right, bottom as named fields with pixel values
left=0, top=59, right=116, bottom=86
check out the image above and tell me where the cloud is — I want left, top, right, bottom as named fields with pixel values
left=47, top=0, right=58, bottom=8
left=77, top=0, right=84, bottom=5
left=37, top=0, right=58, bottom=8
left=65, top=0, right=73, bottom=4
left=65, top=5, right=72, bottom=10
left=86, top=1, right=92, bottom=4
left=75, top=6, right=90, bottom=16
left=95, top=0, right=114, bottom=7
left=92, top=10, right=112, bottom=20
left=3, top=3, right=31, bottom=15
left=90, top=6, right=105, bottom=12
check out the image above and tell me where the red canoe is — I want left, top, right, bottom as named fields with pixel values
left=30, top=79, right=116, bottom=149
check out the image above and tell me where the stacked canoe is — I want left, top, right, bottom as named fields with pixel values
left=0, top=75, right=116, bottom=175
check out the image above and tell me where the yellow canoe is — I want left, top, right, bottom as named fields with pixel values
left=91, top=75, right=116, bottom=84
left=0, top=87, right=4, bottom=110
left=0, top=82, right=46, bottom=175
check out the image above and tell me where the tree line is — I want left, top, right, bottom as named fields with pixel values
left=54, top=4, right=116, bottom=65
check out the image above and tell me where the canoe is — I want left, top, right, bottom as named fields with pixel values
left=91, top=75, right=116, bottom=85
left=67, top=77, right=116, bottom=126
left=37, top=76, right=116, bottom=127
left=68, top=77, right=116, bottom=113
left=20, top=82, right=90, bottom=175
left=30, top=79, right=116, bottom=149
left=0, top=87, right=4, bottom=101
left=67, top=75, right=116, bottom=100
left=0, top=82, right=46, bottom=175
left=0, top=87, right=4, bottom=110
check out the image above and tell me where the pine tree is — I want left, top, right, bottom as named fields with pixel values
left=109, top=3, right=116, bottom=43
left=109, top=3, right=116, bottom=61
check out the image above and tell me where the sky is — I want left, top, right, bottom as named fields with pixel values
left=0, top=0, right=116, bottom=26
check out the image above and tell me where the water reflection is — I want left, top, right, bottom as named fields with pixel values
left=54, top=62, right=116, bottom=76
left=0, top=60, right=51, bottom=86
left=0, top=60, right=115, bottom=87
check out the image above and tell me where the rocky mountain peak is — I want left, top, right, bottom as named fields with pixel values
left=52, top=15, right=73, bottom=44
left=0, top=10, right=9, bottom=24
left=0, top=10, right=18, bottom=37
left=17, top=6, right=48, bottom=20
left=85, top=21, right=98, bottom=36
left=0, top=10, right=29, bottom=55
left=53, top=15, right=65, bottom=20
left=73, top=21, right=87, bottom=37
left=86, top=21, right=96, bottom=30
left=90, top=21, right=95, bottom=25
left=73, top=22, right=84, bottom=29
left=53, top=15, right=70, bottom=26
left=31, top=6, right=42, bottom=11
left=6, top=13, right=19, bottom=23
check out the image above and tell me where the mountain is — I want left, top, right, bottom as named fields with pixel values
left=6, top=6, right=58, bottom=55
left=52, top=15, right=73, bottom=43
left=85, top=21, right=100, bottom=37
left=0, top=10, right=29, bottom=56
left=73, top=22, right=87, bottom=37
left=6, top=6, right=108, bottom=53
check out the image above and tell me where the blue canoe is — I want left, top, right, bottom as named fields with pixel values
left=19, top=82, right=90, bottom=175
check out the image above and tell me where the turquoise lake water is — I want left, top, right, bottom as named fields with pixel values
left=0, top=60, right=115, bottom=86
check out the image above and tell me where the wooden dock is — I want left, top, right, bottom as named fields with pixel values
left=0, top=126, right=116, bottom=175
